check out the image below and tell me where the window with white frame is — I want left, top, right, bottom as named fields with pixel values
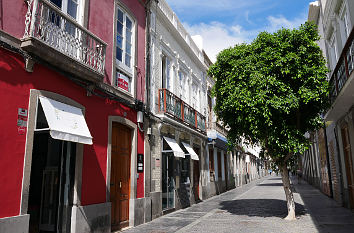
left=179, top=71, right=186, bottom=101
left=114, top=6, right=135, bottom=94
left=340, top=2, right=350, bottom=40
left=329, top=33, right=338, bottom=70
left=162, top=55, right=171, bottom=90
left=192, top=83, right=198, bottom=110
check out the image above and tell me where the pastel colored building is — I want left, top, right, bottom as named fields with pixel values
left=0, top=0, right=147, bottom=232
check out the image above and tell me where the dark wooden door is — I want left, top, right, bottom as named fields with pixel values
left=341, top=124, right=354, bottom=209
left=111, top=122, right=131, bottom=230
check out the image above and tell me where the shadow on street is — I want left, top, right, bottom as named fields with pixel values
left=257, top=183, right=284, bottom=186
left=268, top=177, right=282, bottom=180
left=219, top=199, right=306, bottom=218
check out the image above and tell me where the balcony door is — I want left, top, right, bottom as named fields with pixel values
left=48, top=0, right=83, bottom=59
left=50, top=0, right=81, bottom=22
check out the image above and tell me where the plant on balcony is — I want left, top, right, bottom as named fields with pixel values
left=209, top=22, right=329, bottom=220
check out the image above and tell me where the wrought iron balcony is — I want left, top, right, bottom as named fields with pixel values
left=21, top=0, right=107, bottom=82
left=329, top=28, right=354, bottom=103
left=158, top=88, right=206, bottom=133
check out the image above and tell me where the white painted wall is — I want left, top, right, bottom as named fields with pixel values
left=149, top=0, right=208, bottom=115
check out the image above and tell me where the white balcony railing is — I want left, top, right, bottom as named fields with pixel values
left=24, top=0, right=106, bottom=75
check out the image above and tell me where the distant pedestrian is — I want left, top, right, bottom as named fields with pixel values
left=268, top=169, right=272, bottom=175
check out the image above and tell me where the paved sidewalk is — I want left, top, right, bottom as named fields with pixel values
left=122, top=175, right=354, bottom=233
left=291, top=176, right=354, bottom=233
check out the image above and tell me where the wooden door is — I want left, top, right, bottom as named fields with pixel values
left=341, top=124, right=354, bottom=208
left=111, top=122, right=131, bottom=230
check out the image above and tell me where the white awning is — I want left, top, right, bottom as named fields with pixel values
left=39, top=96, right=93, bottom=145
left=181, top=142, right=199, bottom=160
left=163, top=137, right=185, bottom=158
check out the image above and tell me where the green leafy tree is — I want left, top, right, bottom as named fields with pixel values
left=209, top=22, right=329, bottom=220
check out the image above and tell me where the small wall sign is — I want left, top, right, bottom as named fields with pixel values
left=137, top=154, right=144, bottom=173
left=17, top=108, right=28, bottom=135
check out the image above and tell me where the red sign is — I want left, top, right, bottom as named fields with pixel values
left=117, top=72, right=130, bottom=92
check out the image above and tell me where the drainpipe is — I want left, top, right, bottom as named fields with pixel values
left=323, top=123, right=333, bottom=197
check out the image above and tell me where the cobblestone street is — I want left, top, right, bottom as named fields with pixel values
left=122, top=176, right=354, bottom=233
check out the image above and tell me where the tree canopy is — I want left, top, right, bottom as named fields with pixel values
left=209, top=22, right=329, bottom=162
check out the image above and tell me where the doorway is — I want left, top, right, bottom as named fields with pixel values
left=28, top=133, right=76, bottom=233
left=193, top=147, right=200, bottom=201
left=110, top=122, right=132, bottom=231
left=341, top=124, right=354, bottom=209
left=162, top=152, right=175, bottom=210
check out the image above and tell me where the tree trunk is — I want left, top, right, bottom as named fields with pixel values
left=280, top=163, right=296, bottom=220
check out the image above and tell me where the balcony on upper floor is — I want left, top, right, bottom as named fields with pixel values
left=21, top=0, right=106, bottom=83
left=158, top=88, right=206, bottom=133
left=207, top=121, right=228, bottom=136
left=326, top=27, right=354, bottom=121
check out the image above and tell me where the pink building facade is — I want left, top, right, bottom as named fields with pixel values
left=0, top=0, right=148, bottom=232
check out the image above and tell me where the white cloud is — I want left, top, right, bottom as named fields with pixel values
left=266, top=15, right=307, bottom=32
left=166, top=0, right=268, bottom=12
left=186, top=14, right=307, bottom=63
left=185, top=22, right=248, bottom=63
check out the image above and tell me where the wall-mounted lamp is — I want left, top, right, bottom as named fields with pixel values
left=137, top=111, right=144, bottom=132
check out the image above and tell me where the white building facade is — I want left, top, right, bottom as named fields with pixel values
left=304, top=0, right=354, bottom=210
left=146, top=0, right=209, bottom=219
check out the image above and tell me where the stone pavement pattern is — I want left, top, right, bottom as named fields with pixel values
left=291, top=176, right=354, bottom=233
left=122, top=176, right=354, bottom=233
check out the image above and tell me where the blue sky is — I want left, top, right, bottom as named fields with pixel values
left=166, top=0, right=314, bottom=62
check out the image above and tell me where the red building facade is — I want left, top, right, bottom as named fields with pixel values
left=0, top=0, right=147, bottom=232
